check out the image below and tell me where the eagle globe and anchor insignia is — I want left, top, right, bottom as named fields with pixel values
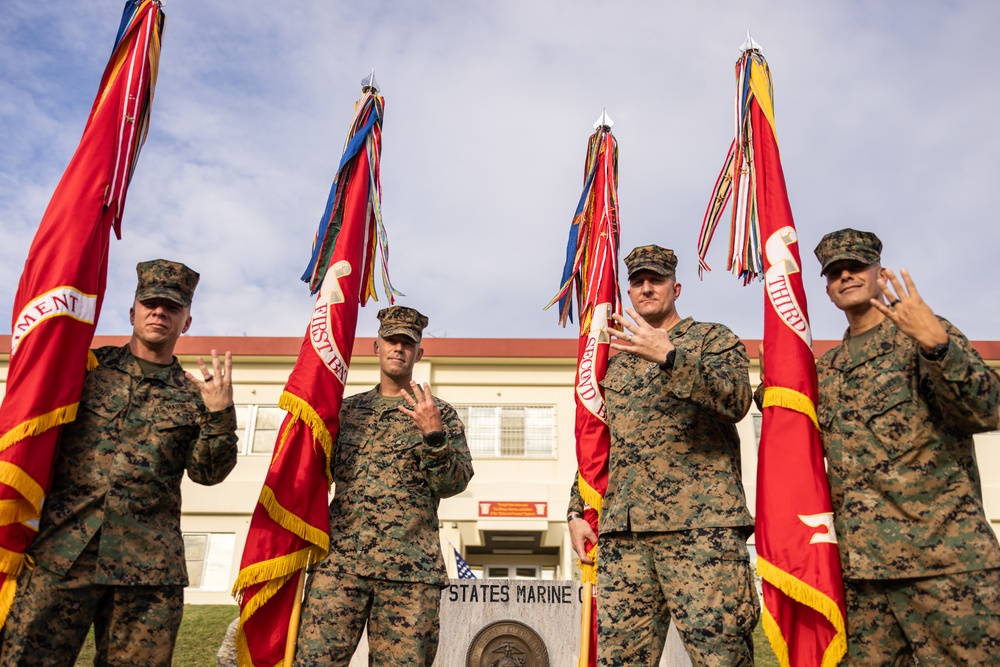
left=466, top=620, right=550, bottom=667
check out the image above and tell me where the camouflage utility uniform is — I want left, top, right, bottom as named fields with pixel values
left=2, top=344, right=238, bottom=667
left=295, top=386, right=473, bottom=666
left=570, top=317, right=759, bottom=667
left=818, top=316, right=1000, bottom=665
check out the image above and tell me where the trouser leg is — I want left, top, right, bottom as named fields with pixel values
left=0, top=563, right=100, bottom=667
left=92, top=584, right=183, bottom=667
left=294, top=568, right=372, bottom=666
left=597, top=532, right=671, bottom=667
left=367, top=579, right=441, bottom=667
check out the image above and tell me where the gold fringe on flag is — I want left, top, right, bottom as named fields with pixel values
left=762, top=386, right=819, bottom=431
left=757, top=556, right=847, bottom=667
left=277, top=391, right=334, bottom=486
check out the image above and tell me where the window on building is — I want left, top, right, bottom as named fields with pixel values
left=484, top=565, right=541, bottom=579
left=233, top=404, right=287, bottom=455
left=453, top=405, right=556, bottom=459
left=183, top=532, right=236, bottom=590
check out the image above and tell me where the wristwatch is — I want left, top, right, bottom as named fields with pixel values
left=919, top=341, right=949, bottom=362
left=567, top=511, right=583, bottom=523
left=423, top=431, right=445, bottom=446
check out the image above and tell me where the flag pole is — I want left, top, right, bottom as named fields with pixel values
left=283, top=564, right=309, bottom=666
left=578, top=581, right=593, bottom=666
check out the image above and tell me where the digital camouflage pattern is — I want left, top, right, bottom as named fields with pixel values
left=2, top=535, right=184, bottom=666
left=377, top=305, right=429, bottom=343
left=577, top=317, right=754, bottom=533
left=817, top=317, right=1000, bottom=580
left=567, top=316, right=756, bottom=664
left=319, top=387, right=472, bottom=584
left=134, top=258, right=200, bottom=306
left=295, top=386, right=472, bottom=662
left=295, top=572, right=441, bottom=666
left=843, top=568, right=1000, bottom=666
left=624, top=244, right=677, bottom=278
left=216, top=617, right=240, bottom=667
left=599, top=528, right=759, bottom=667
left=26, top=344, right=239, bottom=584
left=812, top=228, right=882, bottom=276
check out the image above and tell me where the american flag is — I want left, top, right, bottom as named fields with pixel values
left=454, top=547, right=477, bottom=579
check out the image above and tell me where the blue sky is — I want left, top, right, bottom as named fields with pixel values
left=1, top=1, right=997, bottom=342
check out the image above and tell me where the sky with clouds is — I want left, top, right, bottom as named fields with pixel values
left=1, top=1, right=997, bottom=343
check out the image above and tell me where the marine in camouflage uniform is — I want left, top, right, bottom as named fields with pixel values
left=295, top=306, right=473, bottom=667
left=568, top=245, right=758, bottom=667
left=813, top=229, right=1000, bottom=666
left=1, top=260, right=239, bottom=667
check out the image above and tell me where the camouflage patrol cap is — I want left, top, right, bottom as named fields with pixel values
left=625, top=245, right=677, bottom=278
left=134, top=259, right=199, bottom=307
left=814, top=228, right=882, bottom=276
left=377, top=306, right=429, bottom=343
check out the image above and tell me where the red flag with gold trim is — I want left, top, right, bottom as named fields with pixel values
left=0, top=0, right=164, bottom=625
left=233, top=74, right=397, bottom=667
left=698, top=37, right=847, bottom=667
left=546, top=111, right=621, bottom=666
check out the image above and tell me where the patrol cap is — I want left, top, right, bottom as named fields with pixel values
left=813, top=228, right=882, bottom=276
left=135, top=259, right=199, bottom=307
left=625, top=245, right=677, bottom=278
left=377, top=306, right=429, bottom=343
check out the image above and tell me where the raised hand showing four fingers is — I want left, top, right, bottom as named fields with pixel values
left=398, top=381, right=444, bottom=436
left=185, top=349, right=234, bottom=412
left=869, top=268, right=948, bottom=352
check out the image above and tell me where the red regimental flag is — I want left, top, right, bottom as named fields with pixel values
left=548, top=123, right=620, bottom=666
left=0, top=0, right=163, bottom=625
left=233, top=91, right=391, bottom=667
left=752, top=97, right=846, bottom=667
left=699, top=45, right=846, bottom=667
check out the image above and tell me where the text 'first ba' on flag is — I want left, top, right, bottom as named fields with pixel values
left=0, top=0, right=164, bottom=626
left=698, top=36, right=846, bottom=667
left=546, top=111, right=621, bottom=667
left=232, top=75, right=398, bottom=667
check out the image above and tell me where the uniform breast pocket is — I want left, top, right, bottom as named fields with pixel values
left=862, top=385, right=925, bottom=460
left=391, top=438, right=429, bottom=493
left=151, top=415, right=199, bottom=479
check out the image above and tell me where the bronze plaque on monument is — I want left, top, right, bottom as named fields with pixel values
left=466, top=620, right=550, bottom=667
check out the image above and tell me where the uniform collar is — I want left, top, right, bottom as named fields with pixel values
left=101, top=344, right=187, bottom=387
left=828, top=317, right=898, bottom=372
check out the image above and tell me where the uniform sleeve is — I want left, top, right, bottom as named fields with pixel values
left=664, top=326, right=752, bottom=424
left=567, top=474, right=584, bottom=516
left=920, top=319, right=1000, bottom=435
left=418, top=402, right=474, bottom=498
left=185, top=404, right=239, bottom=485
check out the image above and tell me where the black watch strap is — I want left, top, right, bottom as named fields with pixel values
left=424, top=431, right=445, bottom=446
left=920, top=341, right=949, bottom=362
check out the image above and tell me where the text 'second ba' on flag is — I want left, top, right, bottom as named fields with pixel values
left=546, top=109, right=621, bottom=667
left=233, top=70, right=399, bottom=667
left=0, top=0, right=164, bottom=627
left=698, top=34, right=846, bottom=667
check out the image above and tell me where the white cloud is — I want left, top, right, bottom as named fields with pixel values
left=1, top=0, right=997, bottom=342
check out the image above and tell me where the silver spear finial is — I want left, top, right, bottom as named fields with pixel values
left=593, top=108, right=614, bottom=131
left=361, top=68, right=380, bottom=94
left=741, top=31, right=763, bottom=54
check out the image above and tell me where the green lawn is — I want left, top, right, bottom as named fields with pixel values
left=75, top=604, right=238, bottom=667
left=73, top=604, right=779, bottom=666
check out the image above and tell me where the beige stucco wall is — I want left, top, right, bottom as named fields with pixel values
left=1, top=345, right=997, bottom=606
